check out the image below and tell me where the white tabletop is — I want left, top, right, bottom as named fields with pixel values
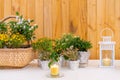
left=0, top=60, right=120, bottom=80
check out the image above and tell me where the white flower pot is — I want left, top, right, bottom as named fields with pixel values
left=79, top=51, right=90, bottom=63
left=79, top=51, right=90, bottom=67
left=38, top=60, right=49, bottom=70
left=58, top=56, right=63, bottom=67
left=69, top=60, right=79, bottom=70
left=59, top=56, right=69, bottom=67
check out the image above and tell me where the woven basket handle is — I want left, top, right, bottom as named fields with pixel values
left=100, top=28, right=113, bottom=38
left=0, top=16, right=16, bottom=24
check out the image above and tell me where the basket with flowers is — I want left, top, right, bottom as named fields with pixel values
left=0, top=12, right=38, bottom=68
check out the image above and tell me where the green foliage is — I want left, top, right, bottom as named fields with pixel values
left=55, top=34, right=75, bottom=52
left=6, top=33, right=26, bottom=48
left=77, top=39, right=92, bottom=52
left=54, top=33, right=80, bottom=60
left=32, top=37, right=60, bottom=66
left=54, top=33, right=92, bottom=60
left=0, top=12, right=38, bottom=48
left=32, top=38, right=53, bottom=60
left=16, top=12, right=19, bottom=15
left=55, top=33, right=82, bottom=52
left=0, top=23, right=7, bottom=34
left=48, top=51, right=59, bottom=68
left=8, top=13, right=38, bottom=43
left=0, top=41, right=4, bottom=48
left=32, top=38, right=52, bottom=52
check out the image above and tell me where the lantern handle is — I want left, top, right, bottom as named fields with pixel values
left=100, top=28, right=113, bottom=38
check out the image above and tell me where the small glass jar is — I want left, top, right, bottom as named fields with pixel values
left=50, top=62, right=59, bottom=76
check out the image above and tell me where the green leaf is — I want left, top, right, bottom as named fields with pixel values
left=16, top=12, right=19, bottom=16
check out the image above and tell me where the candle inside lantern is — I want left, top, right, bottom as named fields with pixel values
left=50, top=64, right=59, bottom=76
left=102, top=57, right=111, bottom=66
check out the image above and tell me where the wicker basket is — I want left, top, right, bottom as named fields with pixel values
left=0, top=47, right=34, bottom=68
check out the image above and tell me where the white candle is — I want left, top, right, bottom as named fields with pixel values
left=50, top=64, right=59, bottom=76
left=103, top=58, right=111, bottom=66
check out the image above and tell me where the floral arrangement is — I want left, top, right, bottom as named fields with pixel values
left=6, top=33, right=26, bottom=48
left=9, top=12, right=38, bottom=46
left=0, top=12, right=38, bottom=48
left=0, top=33, right=26, bottom=48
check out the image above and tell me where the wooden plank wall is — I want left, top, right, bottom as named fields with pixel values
left=87, top=0, right=120, bottom=59
left=0, top=0, right=120, bottom=59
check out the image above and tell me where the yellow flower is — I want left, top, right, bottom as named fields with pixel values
left=0, top=34, right=8, bottom=41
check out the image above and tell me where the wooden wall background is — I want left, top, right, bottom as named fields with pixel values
left=0, top=0, right=120, bottom=59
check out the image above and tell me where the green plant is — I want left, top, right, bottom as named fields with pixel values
left=55, top=33, right=80, bottom=60
left=32, top=38, right=52, bottom=60
left=61, top=46, right=78, bottom=61
left=8, top=12, right=38, bottom=45
left=48, top=51, right=60, bottom=67
left=55, top=34, right=75, bottom=51
left=0, top=23, right=7, bottom=34
left=0, top=40, right=4, bottom=48
left=77, top=39, right=92, bottom=52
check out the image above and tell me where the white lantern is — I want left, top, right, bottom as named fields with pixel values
left=99, top=28, right=115, bottom=67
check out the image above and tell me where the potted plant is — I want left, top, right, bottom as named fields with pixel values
left=77, top=39, right=92, bottom=67
left=0, top=12, right=38, bottom=67
left=56, top=33, right=79, bottom=69
left=32, top=38, right=52, bottom=70
left=62, top=46, right=79, bottom=69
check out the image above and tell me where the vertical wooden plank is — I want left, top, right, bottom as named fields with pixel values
left=20, top=0, right=27, bottom=18
left=115, top=0, right=120, bottom=59
left=96, top=0, right=105, bottom=59
left=108, top=0, right=115, bottom=27
left=61, top=0, right=69, bottom=34
left=52, top=0, right=62, bottom=39
left=4, top=0, right=12, bottom=17
left=105, top=0, right=116, bottom=59
left=104, top=0, right=109, bottom=26
left=104, top=0, right=115, bottom=36
left=108, top=0, right=116, bottom=59
left=11, top=0, right=20, bottom=15
left=0, top=0, right=4, bottom=19
left=35, top=0, right=44, bottom=38
left=87, top=0, right=97, bottom=59
left=79, top=0, right=87, bottom=39
left=69, top=0, right=80, bottom=35
left=27, top=0, right=35, bottom=20
left=43, top=0, right=52, bottom=38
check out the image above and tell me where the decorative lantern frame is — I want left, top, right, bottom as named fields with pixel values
left=99, top=28, right=115, bottom=67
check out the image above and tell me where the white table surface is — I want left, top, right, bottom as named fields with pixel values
left=0, top=60, right=120, bottom=80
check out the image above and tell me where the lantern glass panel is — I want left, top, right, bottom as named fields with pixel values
left=101, top=50, right=112, bottom=66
